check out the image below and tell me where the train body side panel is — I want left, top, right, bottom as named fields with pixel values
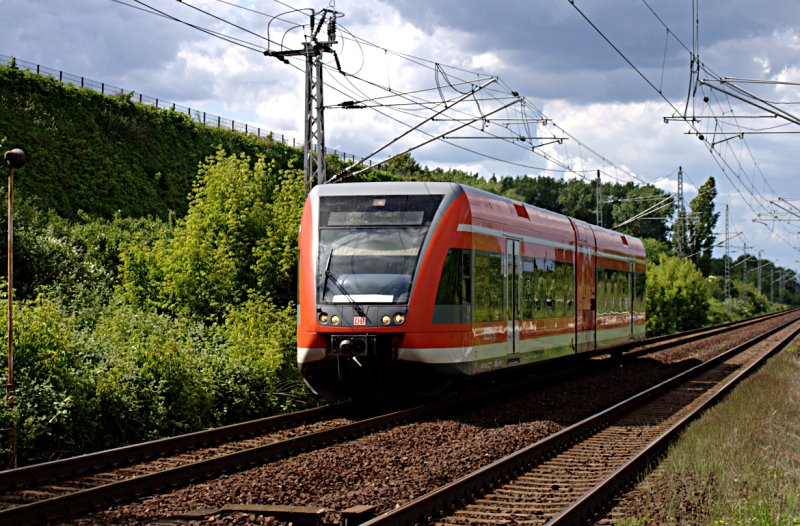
left=593, top=228, right=647, bottom=346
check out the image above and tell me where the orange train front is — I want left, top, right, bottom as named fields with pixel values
left=297, top=182, right=646, bottom=397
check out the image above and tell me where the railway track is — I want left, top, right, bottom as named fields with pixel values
left=0, top=402, right=372, bottom=524
left=0, top=310, right=794, bottom=525
left=363, top=314, right=800, bottom=525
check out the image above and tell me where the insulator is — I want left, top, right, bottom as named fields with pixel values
left=328, top=18, right=336, bottom=41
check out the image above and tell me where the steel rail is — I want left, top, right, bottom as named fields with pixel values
left=0, top=402, right=354, bottom=492
left=548, top=320, right=800, bottom=525
left=602, top=308, right=793, bottom=356
left=361, top=313, right=800, bottom=525
left=3, top=308, right=786, bottom=490
left=1, top=310, right=793, bottom=524
left=0, top=401, right=441, bottom=524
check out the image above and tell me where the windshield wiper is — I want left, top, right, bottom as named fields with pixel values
left=322, top=251, right=366, bottom=317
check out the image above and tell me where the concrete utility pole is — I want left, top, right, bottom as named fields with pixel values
left=757, top=250, right=762, bottom=295
left=675, top=166, right=685, bottom=258
left=265, top=8, right=340, bottom=189
left=595, top=170, right=602, bottom=227
left=724, top=205, right=731, bottom=308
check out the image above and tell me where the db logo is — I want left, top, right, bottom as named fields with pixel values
left=353, top=316, right=367, bottom=326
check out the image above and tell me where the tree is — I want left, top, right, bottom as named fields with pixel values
left=611, top=184, right=674, bottom=242
left=646, top=254, right=709, bottom=336
left=119, top=149, right=304, bottom=320
left=558, top=178, right=595, bottom=223
left=383, top=152, right=421, bottom=177
left=687, top=176, right=719, bottom=275
left=512, top=176, right=564, bottom=214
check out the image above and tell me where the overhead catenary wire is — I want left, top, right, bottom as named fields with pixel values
left=570, top=0, right=800, bottom=261
left=111, top=0, right=657, bottom=187
left=110, top=0, right=793, bottom=257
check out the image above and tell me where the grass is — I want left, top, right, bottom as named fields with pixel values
left=623, top=346, right=800, bottom=525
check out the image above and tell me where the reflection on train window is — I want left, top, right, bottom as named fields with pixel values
left=433, top=248, right=472, bottom=324
left=633, top=271, right=646, bottom=315
left=474, top=251, right=504, bottom=322
left=597, top=268, right=634, bottom=315
left=520, top=257, right=574, bottom=319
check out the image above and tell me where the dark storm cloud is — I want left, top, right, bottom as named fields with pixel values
left=0, top=0, right=215, bottom=99
left=386, top=0, right=800, bottom=104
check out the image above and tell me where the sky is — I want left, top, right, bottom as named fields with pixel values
left=2, top=0, right=800, bottom=276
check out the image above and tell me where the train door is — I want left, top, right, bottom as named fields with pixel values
left=570, top=221, right=597, bottom=353
left=506, top=238, right=521, bottom=355
left=629, top=260, right=635, bottom=336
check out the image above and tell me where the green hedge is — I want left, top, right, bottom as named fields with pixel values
left=0, top=65, right=301, bottom=220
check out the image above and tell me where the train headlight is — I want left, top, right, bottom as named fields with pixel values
left=381, top=315, right=391, bottom=325
left=318, top=312, right=329, bottom=323
left=330, top=315, right=341, bottom=325
left=393, top=313, right=406, bottom=324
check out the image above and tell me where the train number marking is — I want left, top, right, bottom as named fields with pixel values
left=353, top=316, right=367, bottom=326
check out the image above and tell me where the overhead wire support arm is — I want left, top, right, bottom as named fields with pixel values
left=613, top=195, right=674, bottom=230
left=699, top=79, right=800, bottom=126
left=331, top=76, right=499, bottom=180
left=330, top=96, right=522, bottom=183
left=770, top=199, right=800, bottom=220
left=441, top=135, right=566, bottom=141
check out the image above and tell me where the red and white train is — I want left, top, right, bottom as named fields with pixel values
left=297, top=182, right=646, bottom=397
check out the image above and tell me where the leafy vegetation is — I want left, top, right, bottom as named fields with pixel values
left=0, top=147, right=307, bottom=463
left=623, top=350, right=800, bottom=525
left=0, top=65, right=301, bottom=219
left=645, top=254, right=709, bottom=336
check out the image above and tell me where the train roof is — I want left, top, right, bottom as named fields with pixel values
left=309, top=181, right=463, bottom=197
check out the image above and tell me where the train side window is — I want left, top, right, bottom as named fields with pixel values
left=474, top=251, right=504, bottom=322
left=553, top=265, right=563, bottom=316
left=534, top=262, right=546, bottom=319
left=559, top=261, right=575, bottom=313
left=433, top=248, right=472, bottom=324
left=633, top=271, right=646, bottom=314
left=435, top=249, right=462, bottom=305
left=596, top=269, right=605, bottom=314
left=462, top=249, right=472, bottom=305
left=522, top=257, right=535, bottom=320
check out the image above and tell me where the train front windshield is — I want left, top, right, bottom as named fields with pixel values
left=317, top=194, right=443, bottom=304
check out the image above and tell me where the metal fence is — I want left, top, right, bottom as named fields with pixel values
left=0, top=54, right=365, bottom=163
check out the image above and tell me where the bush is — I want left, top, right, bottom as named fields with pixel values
left=646, top=255, right=709, bottom=336
left=0, top=295, right=97, bottom=462
left=210, top=294, right=303, bottom=421
left=86, top=303, right=217, bottom=443
left=119, top=150, right=305, bottom=320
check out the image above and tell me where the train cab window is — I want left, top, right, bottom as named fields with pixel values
left=317, top=194, right=443, bottom=305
